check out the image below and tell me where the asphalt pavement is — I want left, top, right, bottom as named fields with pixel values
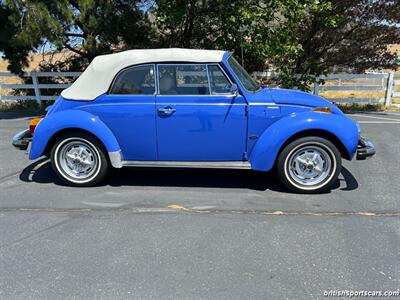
left=0, top=111, right=399, bottom=299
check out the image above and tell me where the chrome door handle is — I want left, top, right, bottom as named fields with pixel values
left=157, top=106, right=176, bottom=115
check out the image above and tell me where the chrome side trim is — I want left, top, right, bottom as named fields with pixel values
left=108, top=150, right=123, bottom=168
left=121, top=160, right=251, bottom=169
left=277, top=104, right=312, bottom=109
left=166, top=102, right=243, bottom=106
left=249, top=102, right=277, bottom=106
left=81, top=102, right=244, bottom=108
left=82, top=102, right=281, bottom=109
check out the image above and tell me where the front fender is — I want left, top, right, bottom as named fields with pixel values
left=29, top=109, right=121, bottom=160
left=250, top=112, right=359, bottom=171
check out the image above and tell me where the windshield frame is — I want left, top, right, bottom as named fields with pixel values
left=226, top=55, right=261, bottom=93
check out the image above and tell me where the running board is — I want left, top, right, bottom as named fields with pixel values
left=121, top=160, right=251, bottom=169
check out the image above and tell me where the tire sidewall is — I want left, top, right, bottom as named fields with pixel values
left=278, top=137, right=342, bottom=193
left=50, top=132, right=109, bottom=186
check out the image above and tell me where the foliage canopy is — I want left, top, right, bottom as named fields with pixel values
left=1, top=0, right=399, bottom=90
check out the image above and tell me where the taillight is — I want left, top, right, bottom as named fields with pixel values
left=29, top=117, right=43, bottom=135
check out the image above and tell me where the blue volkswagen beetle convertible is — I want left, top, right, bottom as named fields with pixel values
left=12, top=48, right=375, bottom=192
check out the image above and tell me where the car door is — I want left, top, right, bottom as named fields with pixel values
left=155, top=63, right=247, bottom=161
left=82, top=64, right=157, bottom=160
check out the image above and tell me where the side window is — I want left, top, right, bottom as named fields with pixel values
left=110, top=65, right=155, bottom=95
left=158, top=64, right=210, bottom=95
left=208, top=65, right=232, bottom=94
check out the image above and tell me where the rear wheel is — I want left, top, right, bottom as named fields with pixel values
left=277, top=136, right=342, bottom=193
left=50, top=132, right=109, bottom=186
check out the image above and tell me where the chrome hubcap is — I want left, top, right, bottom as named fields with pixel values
left=288, top=146, right=332, bottom=186
left=58, top=140, right=98, bottom=180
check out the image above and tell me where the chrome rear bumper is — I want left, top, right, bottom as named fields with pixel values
left=12, top=129, right=32, bottom=151
left=356, top=137, right=375, bottom=160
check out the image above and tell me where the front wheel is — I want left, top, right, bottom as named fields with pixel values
left=277, top=136, right=342, bottom=193
left=50, top=132, right=109, bottom=186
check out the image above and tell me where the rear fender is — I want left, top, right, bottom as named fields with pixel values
left=29, top=110, right=122, bottom=166
left=250, top=111, right=359, bottom=171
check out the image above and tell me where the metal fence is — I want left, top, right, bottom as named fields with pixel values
left=0, top=71, right=399, bottom=106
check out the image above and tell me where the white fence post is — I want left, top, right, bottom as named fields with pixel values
left=313, top=77, right=319, bottom=96
left=384, top=72, right=394, bottom=107
left=31, top=72, right=41, bottom=106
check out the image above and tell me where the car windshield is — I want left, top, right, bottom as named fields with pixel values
left=227, top=56, right=260, bottom=92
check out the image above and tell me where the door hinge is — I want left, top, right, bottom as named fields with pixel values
left=245, top=105, right=249, bottom=115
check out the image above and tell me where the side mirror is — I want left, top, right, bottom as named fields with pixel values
left=229, top=84, right=239, bottom=97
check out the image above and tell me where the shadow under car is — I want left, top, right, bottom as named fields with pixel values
left=19, top=158, right=358, bottom=194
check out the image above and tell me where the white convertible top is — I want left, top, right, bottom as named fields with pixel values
left=61, top=48, right=227, bottom=100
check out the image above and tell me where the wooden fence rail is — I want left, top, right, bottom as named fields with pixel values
left=0, top=71, right=80, bottom=104
left=0, top=71, right=398, bottom=106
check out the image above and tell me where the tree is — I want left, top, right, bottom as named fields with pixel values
left=0, top=2, right=33, bottom=74
left=153, top=0, right=295, bottom=70
left=153, top=0, right=400, bottom=90
left=285, top=0, right=400, bottom=89
left=0, top=0, right=156, bottom=73
left=1, top=0, right=399, bottom=90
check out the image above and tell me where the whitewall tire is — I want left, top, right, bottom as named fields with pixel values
left=277, top=136, right=342, bottom=193
left=50, top=132, right=109, bottom=186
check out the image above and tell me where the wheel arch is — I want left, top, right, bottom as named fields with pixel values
left=249, top=111, right=358, bottom=171
left=29, top=109, right=122, bottom=168
left=276, top=129, right=351, bottom=161
left=43, top=128, right=108, bottom=157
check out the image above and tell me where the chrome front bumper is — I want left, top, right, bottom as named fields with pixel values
left=356, top=137, right=375, bottom=160
left=12, top=129, right=32, bottom=151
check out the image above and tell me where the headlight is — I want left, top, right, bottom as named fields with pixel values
left=313, top=107, right=332, bottom=114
